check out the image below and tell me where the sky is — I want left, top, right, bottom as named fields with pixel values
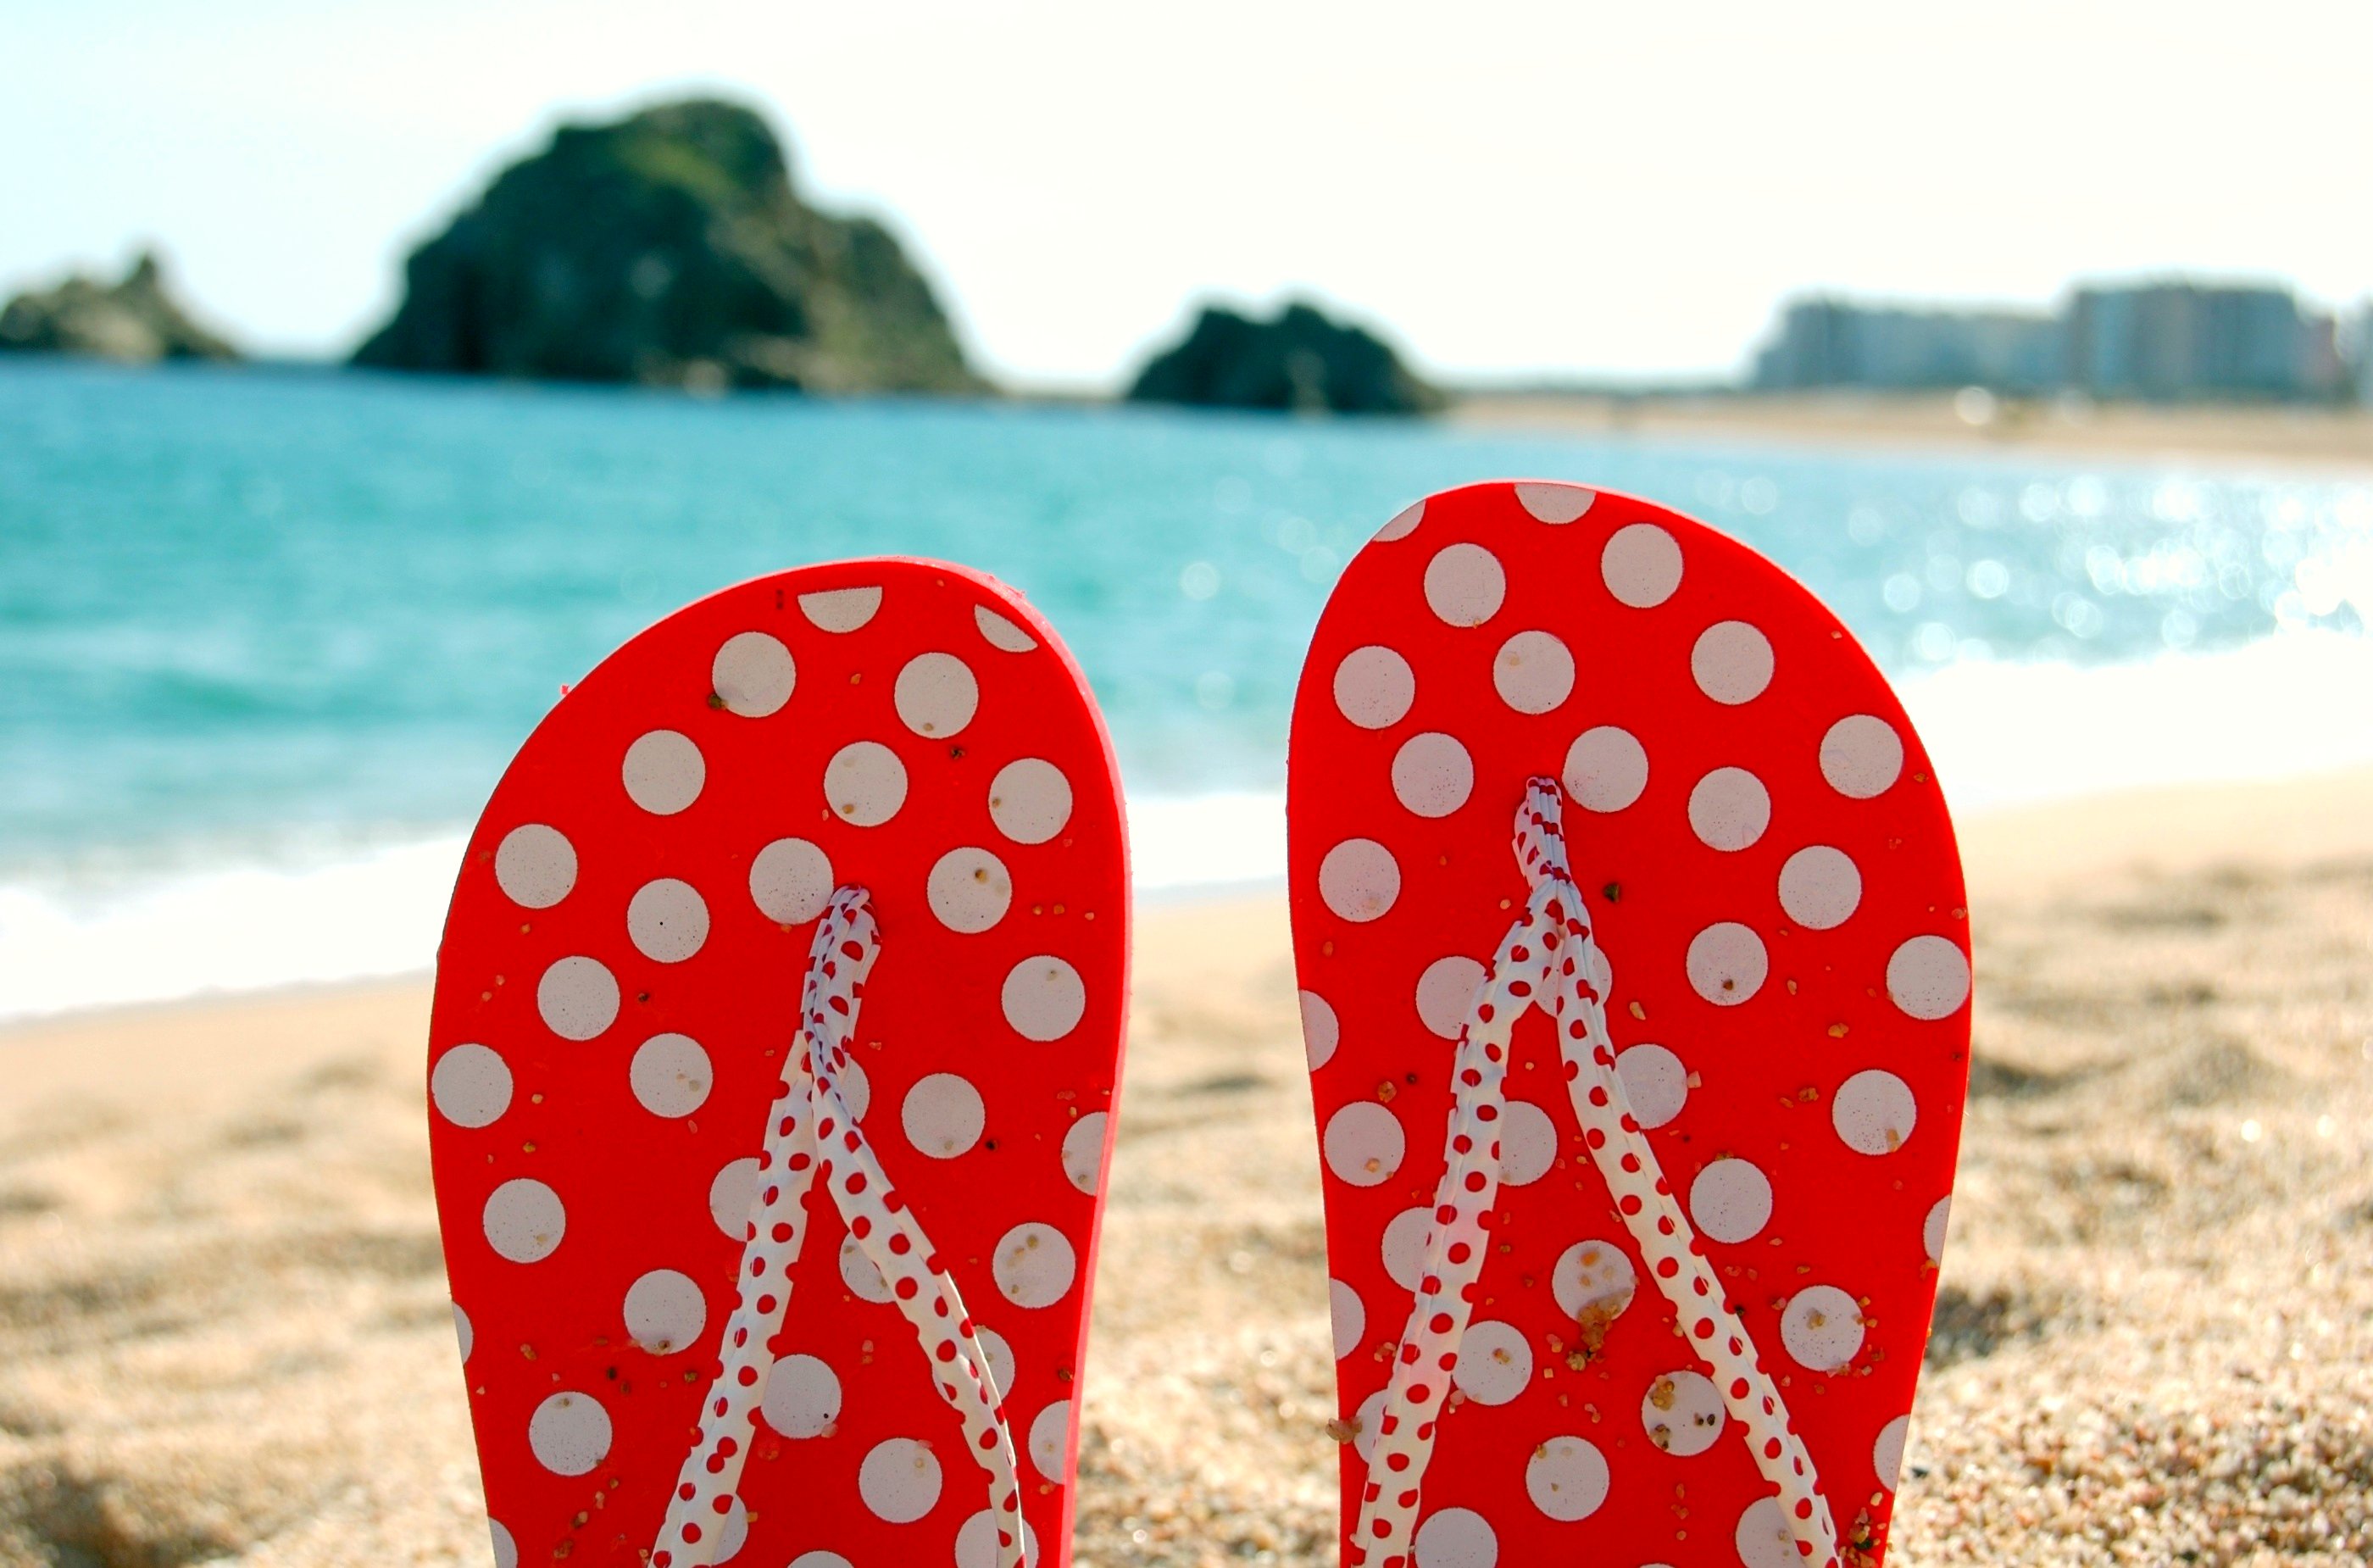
left=7, top=0, right=2368, bottom=388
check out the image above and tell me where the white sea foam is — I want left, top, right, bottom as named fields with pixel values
left=3, top=631, right=2368, bottom=1023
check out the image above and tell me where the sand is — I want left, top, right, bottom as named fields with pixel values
left=4, top=771, right=2372, bottom=1567
left=1451, top=392, right=2373, bottom=475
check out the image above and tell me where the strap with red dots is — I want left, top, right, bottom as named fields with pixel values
left=429, top=559, right=1126, bottom=1568
left=1291, top=484, right=1970, bottom=1568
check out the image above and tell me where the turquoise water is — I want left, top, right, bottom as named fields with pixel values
left=3, top=359, right=2370, bottom=1014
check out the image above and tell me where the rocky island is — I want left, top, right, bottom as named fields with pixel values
left=353, top=99, right=979, bottom=394
left=0, top=252, right=239, bottom=363
left=1126, top=300, right=1442, bottom=415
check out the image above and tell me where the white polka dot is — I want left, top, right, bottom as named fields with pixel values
left=1329, top=1278, right=1365, bottom=1359
left=527, top=1391, right=610, bottom=1476
left=1333, top=645, right=1415, bottom=730
left=1551, top=1239, right=1637, bottom=1321
left=901, top=1072, right=985, bottom=1159
left=431, top=1043, right=512, bottom=1128
left=1498, top=1098, right=1558, bottom=1187
left=759, top=1352, right=841, bottom=1438
left=857, top=1437, right=941, bottom=1523
left=988, top=759, right=1072, bottom=844
left=1888, top=935, right=1972, bottom=1019
left=1779, top=845, right=1861, bottom=929
left=992, top=1222, right=1077, bottom=1309
left=1414, top=954, right=1487, bottom=1040
left=1381, top=1205, right=1430, bottom=1290
left=1513, top=481, right=1597, bottom=524
left=1321, top=1101, right=1405, bottom=1187
left=976, top=1327, right=1015, bottom=1399
left=1423, top=542, right=1506, bottom=627
left=1874, top=1413, right=1911, bottom=1491
left=1689, top=1158, right=1774, bottom=1243
left=1002, top=955, right=1086, bottom=1042
left=789, top=1555, right=852, bottom=1568
left=839, top=1234, right=892, bottom=1303
left=495, top=824, right=575, bottom=908
left=1833, top=1069, right=1918, bottom=1155
left=627, top=877, right=709, bottom=963
left=1453, top=1319, right=1531, bottom=1406
left=894, top=651, right=979, bottom=737
left=955, top=1511, right=1041, bottom=1568
left=1615, top=1043, right=1687, bottom=1128
left=1414, top=1504, right=1498, bottom=1568
left=1924, top=1195, right=1952, bottom=1262
left=709, top=1500, right=747, bottom=1565
left=1028, top=1398, right=1071, bottom=1481
left=1781, top=1284, right=1866, bottom=1370
left=926, top=846, right=1012, bottom=933
left=1373, top=498, right=1424, bottom=541
left=537, top=954, right=619, bottom=1040
left=1492, top=630, right=1575, bottom=714
left=453, top=1302, right=473, bottom=1363
left=708, top=1156, right=759, bottom=1240
left=1351, top=1388, right=1387, bottom=1463
left=1525, top=1437, right=1610, bottom=1523
left=836, top=1055, right=872, bottom=1120
left=1642, top=1369, right=1726, bottom=1456
left=1562, top=726, right=1648, bottom=812
left=749, top=837, right=833, bottom=925
left=1688, top=767, right=1770, bottom=852
left=623, top=1269, right=706, bottom=1355
left=1691, top=620, right=1775, bottom=704
left=1319, top=838, right=1399, bottom=922
left=798, top=586, right=881, bottom=633
left=1601, top=522, right=1683, bottom=608
left=1299, top=990, right=1339, bottom=1070
left=975, top=604, right=1037, bottom=652
left=1735, top=1495, right=1797, bottom=1568
left=622, top=730, right=703, bottom=815
left=824, top=740, right=907, bottom=826
left=1062, top=1112, right=1106, bottom=1194
left=1821, top=713, right=1905, bottom=798
left=482, top=1178, right=564, bottom=1263
left=1686, top=922, right=1767, bottom=1006
left=712, top=631, right=795, bottom=717
left=1392, top=731, right=1474, bottom=818
left=489, top=1521, right=516, bottom=1568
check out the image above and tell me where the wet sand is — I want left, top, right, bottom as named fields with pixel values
left=3, top=770, right=2370, bottom=1566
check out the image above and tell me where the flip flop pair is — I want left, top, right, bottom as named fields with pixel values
left=426, top=487, right=1970, bottom=1568
left=428, top=561, right=1124, bottom=1568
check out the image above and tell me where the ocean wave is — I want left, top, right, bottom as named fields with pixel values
left=3, top=631, right=2367, bottom=1023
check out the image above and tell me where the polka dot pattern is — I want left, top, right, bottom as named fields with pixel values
left=1291, top=485, right=1968, bottom=1568
left=428, top=561, right=1123, bottom=1568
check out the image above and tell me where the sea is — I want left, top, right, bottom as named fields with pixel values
left=3, top=359, right=2370, bottom=1020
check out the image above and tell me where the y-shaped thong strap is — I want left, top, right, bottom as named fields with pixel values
left=1352, top=781, right=1839, bottom=1568
left=652, top=887, right=1029, bottom=1568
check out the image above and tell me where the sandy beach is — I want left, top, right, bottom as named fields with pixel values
left=3, top=771, right=2370, bottom=1567
left=1453, top=392, right=2373, bottom=475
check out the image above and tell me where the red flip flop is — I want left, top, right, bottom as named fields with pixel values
left=428, top=559, right=1126, bottom=1568
left=1289, top=483, right=1970, bottom=1568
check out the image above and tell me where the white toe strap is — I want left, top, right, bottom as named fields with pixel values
left=653, top=887, right=1029, bottom=1568
left=1352, top=780, right=1839, bottom=1568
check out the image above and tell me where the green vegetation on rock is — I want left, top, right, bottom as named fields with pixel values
left=0, top=252, right=239, bottom=364
left=353, top=98, right=980, bottom=394
left=1126, top=300, right=1442, bottom=415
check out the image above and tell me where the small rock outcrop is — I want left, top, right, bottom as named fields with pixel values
left=353, top=98, right=980, bottom=394
left=0, top=252, right=239, bottom=363
left=1125, top=300, right=1442, bottom=415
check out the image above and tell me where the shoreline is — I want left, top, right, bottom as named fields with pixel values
left=1452, top=390, right=2373, bottom=475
